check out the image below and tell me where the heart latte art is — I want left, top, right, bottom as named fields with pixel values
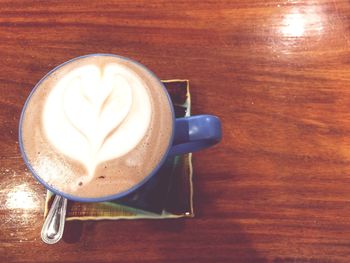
left=43, top=64, right=151, bottom=187
left=21, top=55, right=173, bottom=198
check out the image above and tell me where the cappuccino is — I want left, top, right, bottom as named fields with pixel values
left=21, top=55, right=173, bottom=198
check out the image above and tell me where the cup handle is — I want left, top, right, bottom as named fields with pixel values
left=168, top=115, right=222, bottom=156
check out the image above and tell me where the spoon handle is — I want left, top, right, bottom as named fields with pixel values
left=41, top=195, right=67, bottom=244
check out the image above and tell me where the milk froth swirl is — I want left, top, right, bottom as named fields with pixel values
left=43, top=63, right=151, bottom=187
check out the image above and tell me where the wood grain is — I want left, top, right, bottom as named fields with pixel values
left=1, top=0, right=350, bottom=262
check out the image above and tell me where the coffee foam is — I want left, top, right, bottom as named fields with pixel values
left=43, top=63, right=151, bottom=188
left=21, top=55, right=173, bottom=198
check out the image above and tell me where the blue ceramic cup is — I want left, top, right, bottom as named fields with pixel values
left=19, top=54, right=222, bottom=202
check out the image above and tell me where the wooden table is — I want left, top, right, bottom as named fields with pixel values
left=1, top=1, right=350, bottom=262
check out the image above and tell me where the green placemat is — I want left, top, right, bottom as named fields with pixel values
left=44, top=80, right=194, bottom=220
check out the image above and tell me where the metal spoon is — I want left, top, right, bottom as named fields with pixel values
left=41, top=195, right=67, bottom=244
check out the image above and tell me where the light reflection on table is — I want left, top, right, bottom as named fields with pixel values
left=280, top=7, right=324, bottom=37
left=5, top=183, right=39, bottom=210
left=0, top=168, right=44, bottom=242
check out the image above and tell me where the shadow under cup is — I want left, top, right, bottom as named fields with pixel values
left=19, top=54, right=222, bottom=205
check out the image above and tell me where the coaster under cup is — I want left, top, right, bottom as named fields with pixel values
left=44, top=80, right=193, bottom=220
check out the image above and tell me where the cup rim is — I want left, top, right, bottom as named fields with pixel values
left=18, top=53, right=175, bottom=202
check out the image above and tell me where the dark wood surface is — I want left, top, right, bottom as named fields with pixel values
left=1, top=0, right=350, bottom=262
